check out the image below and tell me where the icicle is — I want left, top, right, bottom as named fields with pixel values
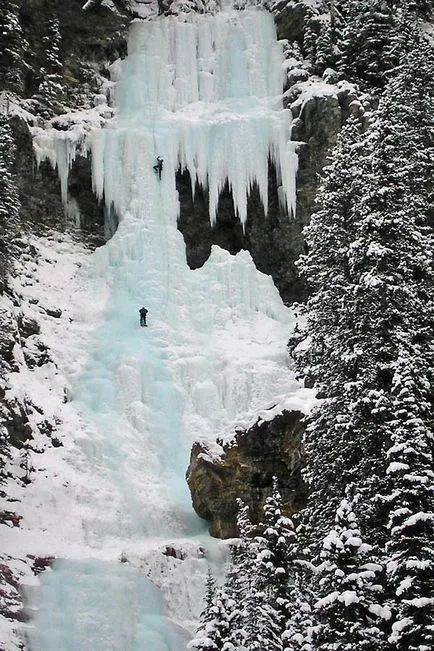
left=94, top=9, right=297, bottom=227
left=32, top=128, right=81, bottom=203
left=32, top=10, right=297, bottom=223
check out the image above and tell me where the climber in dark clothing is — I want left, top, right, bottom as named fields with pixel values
left=139, top=307, right=148, bottom=327
left=153, top=156, right=163, bottom=180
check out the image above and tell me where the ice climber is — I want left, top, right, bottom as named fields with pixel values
left=153, top=156, right=163, bottom=179
left=139, top=307, right=148, bottom=327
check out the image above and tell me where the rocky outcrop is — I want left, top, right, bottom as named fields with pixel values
left=290, top=79, right=365, bottom=228
left=12, top=115, right=106, bottom=245
left=289, top=88, right=342, bottom=230
left=6, top=0, right=128, bottom=110
left=6, top=0, right=128, bottom=247
left=186, top=410, right=307, bottom=538
left=274, top=0, right=316, bottom=46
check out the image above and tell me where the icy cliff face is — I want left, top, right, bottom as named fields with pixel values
left=2, top=8, right=310, bottom=651
left=34, top=10, right=297, bottom=227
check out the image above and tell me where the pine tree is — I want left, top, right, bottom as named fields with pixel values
left=282, top=531, right=316, bottom=651
left=342, top=34, right=434, bottom=537
left=313, top=497, right=390, bottom=650
left=259, top=480, right=296, bottom=622
left=190, top=506, right=253, bottom=651
left=0, top=1, right=27, bottom=94
left=235, top=501, right=283, bottom=651
left=204, top=569, right=217, bottom=617
left=302, top=8, right=319, bottom=63
left=243, top=583, right=282, bottom=651
left=0, top=115, right=20, bottom=291
left=290, top=114, right=368, bottom=544
left=240, top=482, right=296, bottom=651
left=338, top=0, right=396, bottom=87
left=283, top=576, right=314, bottom=651
left=385, top=360, right=434, bottom=650
left=221, top=548, right=247, bottom=651
left=188, top=570, right=231, bottom=651
left=364, top=52, right=434, bottom=634
left=34, top=14, right=65, bottom=117
left=294, top=28, right=434, bottom=651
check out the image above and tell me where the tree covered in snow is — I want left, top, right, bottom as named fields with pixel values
left=282, top=533, right=316, bottom=651
left=188, top=569, right=233, bottom=651
left=283, top=572, right=314, bottom=651
left=241, top=482, right=303, bottom=651
left=342, top=33, right=434, bottom=535
left=303, top=1, right=425, bottom=88
left=313, top=497, right=390, bottom=650
left=33, top=13, right=65, bottom=117
left=238, top=497, right=283, bottom=651
left=293, top=26, right=434, bottom=651
left=337, top=0, right=397, bottom=87
left=189, top=506, right=253, bottom=651
left=191, top=495, right=305, bottom=650
left=257, top=480, right=298, bottom=622
left=385, top=359, right=434, bottom=651
left=368, top=52, right=434, bottom=635
left=0, top=115, right=20, bottom=291
left=290, top=114, right=368, bottom=543
left=0, top=0, right=28, bottom=94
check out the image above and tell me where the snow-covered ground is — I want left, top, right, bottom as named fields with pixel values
left=1, top=8, right=314, bottom=650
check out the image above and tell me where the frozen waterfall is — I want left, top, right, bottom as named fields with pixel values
left=27, top=8, right=303, bottom=651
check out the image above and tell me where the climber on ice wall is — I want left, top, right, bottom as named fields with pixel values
left=153, top=156, right=163, bottom=179
left=139, top=307, right=148, bottom=327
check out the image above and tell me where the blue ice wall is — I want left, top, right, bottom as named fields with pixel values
left=29, top=560, right=188, bottom=651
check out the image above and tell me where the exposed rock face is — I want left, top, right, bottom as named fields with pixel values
left=6, top=0, right=128, bottom=248
left=274, top=0, right=314, bottom=46
left=177, top=163, right=306, bottom=304
left=289, top=90, right=343, bottom=230
left=7, top=0, right=128, bottom=110
left=10, top=116, right=106, bottom=246
left=186, top=410, right=307, bottom=538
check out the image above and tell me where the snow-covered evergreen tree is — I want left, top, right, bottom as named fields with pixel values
left=290, top=114, right=368, bottom=543
left=240, top=482, right=297, bottom=651
left=385, top=360, right=434, bottom=651
left=0, top=0, right=28, bottom=94
left=283, top=576, right=314, bottom=651
left=221, top=547, right=247, bottom=651
left=294, top=26, right=434, bottom=651
left=306, top=1, right=423, bottom=87
left=234, top=501, right=283, bottom=651
left=188, top=570, right=232, bottom=651
left=342, top=33, right=434, bottom=536
left=338, top=0, right=396, bottom=87
left=313, top=497, right=390, bottom=650
left=0, top=115, right=20, bottom=291
left=282, top=535, right=316, bottom=651
left=243, top=584, right=282, bottom=651
left=34, top=14, right=65, bottom=117
left=259, top=481, right=296, bottom=620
